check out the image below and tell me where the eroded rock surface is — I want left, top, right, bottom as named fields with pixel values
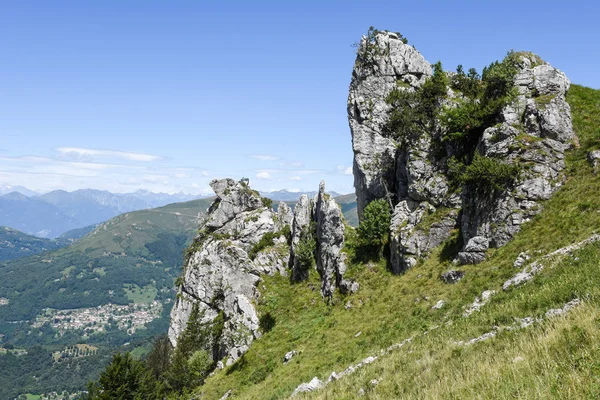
left=169, top=179, right=290, bottom=365
left=348, top=31, right=432, bottom=219
left=290, top=182, right=357, bottom=298
left=349, top=31, right=573, bottom=269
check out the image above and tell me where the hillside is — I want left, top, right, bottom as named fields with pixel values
left=0, top=192, right=81, bottom=238
left=0, top=226, right=69, bottom=261
left=0, top=198, right=213, bottom=398
left=107, top=38, right=599, bottom=400
left=76, top=32, right=598, bottom=400
left=0, top=188, right=202, bottom=239
left=180, top=85, right=600, bottom=399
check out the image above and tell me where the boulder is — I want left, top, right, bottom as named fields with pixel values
left=588, top=150, right=600, bottom=173
left=441, top=270, right=465, bottom=284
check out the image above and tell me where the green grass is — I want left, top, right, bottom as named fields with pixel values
left=123, top=283, right=158, bottom=304
left=187, top=85, right=600, bottom=399
left=25, top=394, right=41, bottom=400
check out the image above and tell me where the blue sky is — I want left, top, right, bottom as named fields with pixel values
left=0, top=1, right=597, bottom=195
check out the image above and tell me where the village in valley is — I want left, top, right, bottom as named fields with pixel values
left=32, top=301, right=163, bottom=335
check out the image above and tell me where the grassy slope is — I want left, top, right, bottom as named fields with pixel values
left=0, top=198, right=214, bottom=323
left=194, top=85, right=600, bottom=399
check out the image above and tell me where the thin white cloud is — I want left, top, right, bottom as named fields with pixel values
left=291, top=162, right=304, bottom=167
left=336, top=165, right=353, bottom=175
left=249, top=154, right=280, bottom=161
left=56, top=147, right=161, bottom=162
left=289, top=176, right=302, bottom=181
left=256, top=171, right=272, bottom=180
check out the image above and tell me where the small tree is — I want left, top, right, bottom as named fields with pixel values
left=89, top=352, right=148, bottom=399
left=357, top=199, right=391, bottom=256
left=145, top=335, right=172, bottom=380
left=293, top=222, right=317, bottom=281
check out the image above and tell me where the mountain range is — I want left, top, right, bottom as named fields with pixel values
left=0, top=187, right=348, bottom=239
left=0, top=188, right=204, bottom=238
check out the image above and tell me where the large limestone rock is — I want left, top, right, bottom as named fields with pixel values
left=349, top=30, right=460, bottom=274
left=350, top=37, right=573, bottom=269
left=289, top=183, right=357, bottom=298
left=348, top=31, right=432, bottom=218
left=460, top=55, right=572, bottom=262
left=169, top=179, right=290, bottom=366
left=290, top=194, right=313, bottom=281
left=314, top=182, right=357, bottom=298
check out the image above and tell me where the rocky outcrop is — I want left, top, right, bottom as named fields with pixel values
left=461, top=55, right=572, bottom=259
left=349, top=30, right=573, bottom=269
left=290, top=194, right=313, bottom=282
left=290, top=182, right=358, bottom=298
left=349, top=30, right=460, bottom=273
left=348, top=31, right=432, bottom=219
left=169, top=179, right=290, bottom=366
left=170, top=179, right=357, bottom=365
left=390, top=200, right=458, bottom=273
left=314, top=182, right=358, bottom=298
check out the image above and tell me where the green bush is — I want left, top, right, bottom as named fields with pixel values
left=293, top=222, right=317, bottom=280
left=261, top=197, right=273, bottom=208
left=248, top=225, right=291, bottom=260
left=188, top=350, right=212, bottom=383
left=358, top=199, right=391, bottom=249
left=460, top=153, right=521, bottom=193
left=384, top=61, right=448, bottom=143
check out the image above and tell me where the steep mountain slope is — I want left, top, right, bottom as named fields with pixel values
left=181, top=85, right=600, bottom=400
left=83, top=33, right=597, bottom=400
left=37, top=189, right=123, bottom=228
left=0, top=198, right=213, bottom=398
left=150, top=30, right=599, bottom=399
left=0, top=184, right=39, bottom=197
left=0, top=226, right=70, bottom=261
left=0, top=188, right=203, bottom=239
left=0, top=192, right=81, bottom=237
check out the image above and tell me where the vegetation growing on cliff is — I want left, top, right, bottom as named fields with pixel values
left=84, top=84, right=599, bottom=399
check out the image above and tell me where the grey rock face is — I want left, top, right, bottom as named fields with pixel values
left=205, top=178, right=264, bottom=230
left=457, top=236, right=489, bottom=265
left=460, top=54, right=572, bottom=263
left=348, top=31, right=432, bottom=218
left=291, top=377, right=324, bottom=397
left=351, top=45, right=573, bottom=268
left=348, top=31, right=462, bottom=274
left=169, top=179, right=290, bottom=366
left=289, top=183, right=356, bottom=298
left=588, top=150, right=600, bottom=173
left=276, top=201, right=294, bottom=230
left=315, top=181, right=357, bottom=298
left=461, top=121, right=570, bottom=263
left=290, top=194, right=313, bottom=281
left=390, top=200, right=458, bottom=274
